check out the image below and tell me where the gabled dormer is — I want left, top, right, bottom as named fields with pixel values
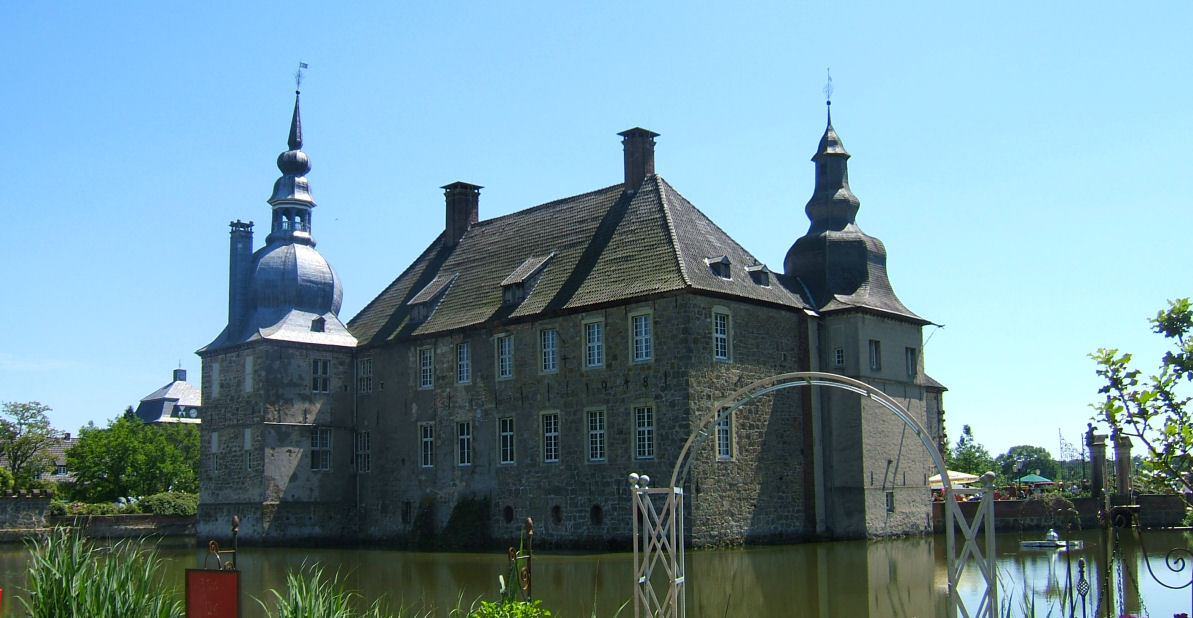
left=408, top=273, right=458, bottom=324
left=501, top=253, right=555, bottom=306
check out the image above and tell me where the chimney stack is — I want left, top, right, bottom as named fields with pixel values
left=227, top=220, right=254, bottom=333
left=443, top=182, right=482, bottom=247
left=619, top=128, right=659, bottom=192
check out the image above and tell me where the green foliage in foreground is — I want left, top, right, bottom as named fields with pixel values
left=470, top=599, right=552, bottom=618
left=257, top=562, right=418, bottom=618
left=1093, top=298, right=1193, bottom=497
left=20, top=528, right=183, bottom=618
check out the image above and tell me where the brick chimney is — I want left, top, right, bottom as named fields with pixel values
left=618, top=128, right=659, bottom=192
left=443, top=182, right=482, bottom=247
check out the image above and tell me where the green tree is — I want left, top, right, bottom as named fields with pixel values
left=947, top=424, right=995, bottom=475
left=65, top=410, right=199, bottom=502
left=995, top=445, right=1058, bottom=481
left=0, top=401, right=61, bottom=489
left=1092, top=297, right=1193, bottom=495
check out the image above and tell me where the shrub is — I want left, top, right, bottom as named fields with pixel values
left=469, top=600, right=551, bottom=618
left=20, top=528, right=182, bottom=617
left=137, top=491, right=198, bottom=516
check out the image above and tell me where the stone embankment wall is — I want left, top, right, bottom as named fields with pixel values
left=932, top=493, right=1190, bottom=533
left=0, top=490, right=196, bottom=540
left=0, top=491, right=53, bottom=541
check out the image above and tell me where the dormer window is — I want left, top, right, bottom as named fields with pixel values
left=501, top=253, right=555, bottom=307
left=706, top=255, right=732, bottom=279
left=746, top=264, right=770, bottom=287
left=408, top=274, right=458, bottom=324
left=310, top=316, right=326, bottom=332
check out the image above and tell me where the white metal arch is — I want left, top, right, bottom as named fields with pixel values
left=630, top=371, right=998, bottom=618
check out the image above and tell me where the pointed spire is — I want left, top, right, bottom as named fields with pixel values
left=268, top=87, right=316, bottom=246
left=805, top=92, right=858, bottom=232
left=287, top=90, right=303, bottom=151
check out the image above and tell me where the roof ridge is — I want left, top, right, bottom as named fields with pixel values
left=468, top=183, right=624, bottom=231
left=652, top=175, right=693, bottom=288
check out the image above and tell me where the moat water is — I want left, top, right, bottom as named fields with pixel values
left=0, top=529, right=1189, bottom=617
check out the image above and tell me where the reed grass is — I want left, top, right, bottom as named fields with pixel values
left=19, top=528, right=183, bottom=618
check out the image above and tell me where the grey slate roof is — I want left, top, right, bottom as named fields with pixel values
left=135, top=377, right=202, bottom=423
left=348, top=176, right=810, bottom=345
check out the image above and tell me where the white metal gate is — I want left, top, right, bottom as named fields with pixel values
left=629, top=371, right=997, bottom=618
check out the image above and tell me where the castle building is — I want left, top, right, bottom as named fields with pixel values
left=134, top=368, right=202, bottom=424
left=197, top=91, right=945, bottom=546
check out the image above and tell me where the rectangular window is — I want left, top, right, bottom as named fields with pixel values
left=457, top=421, right=472, bottom=466
left=585, top=320, right=604, bottom=367
left=54, top=465, right=68, bottom=476
left=244, top=355, right=254, bottom=392
left=833, top=347, right=845, bottom=367
left=634, top=405, right=654, bottom=459
left=499, top=417, right=515, bottom=465
left=713, top=311, right=731, bottom=361
left=210, top=362, right=221, bottom=398
left=869, top=339, right=882, bottom=371
left=905, top=347, right=917, bottom=378
left=210, top=430, right=219, bottom=454
left=355, top=431, right=370, bottom=473
left=885, top=490, right=896, bottom=513
left=587, top=408, right=606, bottom=462
left=312, top=358, right=330, bottom=393
left=358, top=358, right=373, bottom=394
left=310, top=427, right=331, bottom=471
left=418, top=347, right=434, bottom=389
left=457, top=343, right=471, bottom=384
left=496, top=334, right=513, bottom=379
left=631, top=313, right=652, bottom=362
left=419, top=423, right=434, bottom=468
left=540, top=329, right=558, bottom=373
left=716, top=412, right=733, bottom=460
left=542, top=412, right=560, bottom=463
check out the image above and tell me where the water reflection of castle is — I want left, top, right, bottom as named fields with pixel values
left=196, top=90, right=945, bottom=546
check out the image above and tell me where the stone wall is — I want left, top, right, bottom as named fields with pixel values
left=0, top=492, right=51, bottom=534
left=932, top=493, right=1189, bottom=532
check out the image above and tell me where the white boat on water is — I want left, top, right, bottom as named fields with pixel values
left=1020, top=529, right=1083, bottom=550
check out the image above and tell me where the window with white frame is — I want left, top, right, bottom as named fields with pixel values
left=244, top=355, right=254, bottom=392
left=713, top=310, right=731, bottom=361
left=457, top=421, right=472, bottom=466
left=419, top=423, right=434, bottom=468
left=418, top=346, right=434, bottom=389
left=585, top=320, right=604, bottom=368
left=716, top=411, right=733, bottom=460
left=355, top=431, right=370, bottom=473
left=312, top=358, right=330, bottom=393
left=905, top=347, right=917, bottom=378
left=542, top=412, right=560, bottom=463
left=498, top=417, right=515, bottom=465
left=210, top=362, right=221, bottom=398
left=496, top=334, right=513, bottom=379
left=457, top=343, right=471, bottom=384
left=868, top=339, right=882, bottom=371
left=631, top=312, right=652, bottom=362
left=540, top=329, right=558, bottom=373
left=634, top=405, right=655, bottom=459
left=358, top=358, right=373, bottom=394
left=833, top=347, right=845, bottom=367
left=310, top=427, right=331, bottom=471
left=587, top=408, right=606, bottom=462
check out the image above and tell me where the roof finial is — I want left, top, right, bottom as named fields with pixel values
left=823, top=68, right=833, bottom=126
left=295, top=61, right=308, bottom=93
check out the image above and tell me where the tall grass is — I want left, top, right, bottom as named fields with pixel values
left=256, top=561, right=439, bottom=618
left=20, top=528, right=183, bottom=618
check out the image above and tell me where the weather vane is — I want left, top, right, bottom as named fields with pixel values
left=823, top=68, right=833, bottom=105
left=295, top=61, right=309, bottom=91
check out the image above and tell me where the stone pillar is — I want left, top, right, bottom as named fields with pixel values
left=1113, top=431, right=1133, bottom=500
left=1088, top=429, right=1108, bottom=500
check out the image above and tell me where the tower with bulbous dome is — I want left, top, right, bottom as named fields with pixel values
left=197, top=89, right=357, bottom=542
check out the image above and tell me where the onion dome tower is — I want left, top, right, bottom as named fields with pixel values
left=202, top=88, right=356, bottom=351
left=783, top=98, right=924, bottom=323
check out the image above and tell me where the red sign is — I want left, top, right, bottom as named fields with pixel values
left=186, top=569, right=240, bottom=618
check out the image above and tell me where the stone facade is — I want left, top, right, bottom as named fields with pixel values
left=198, top=95, right=945, bottom=547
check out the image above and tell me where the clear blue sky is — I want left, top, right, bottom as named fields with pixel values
left=2, top=3, right=1188, bottom=460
